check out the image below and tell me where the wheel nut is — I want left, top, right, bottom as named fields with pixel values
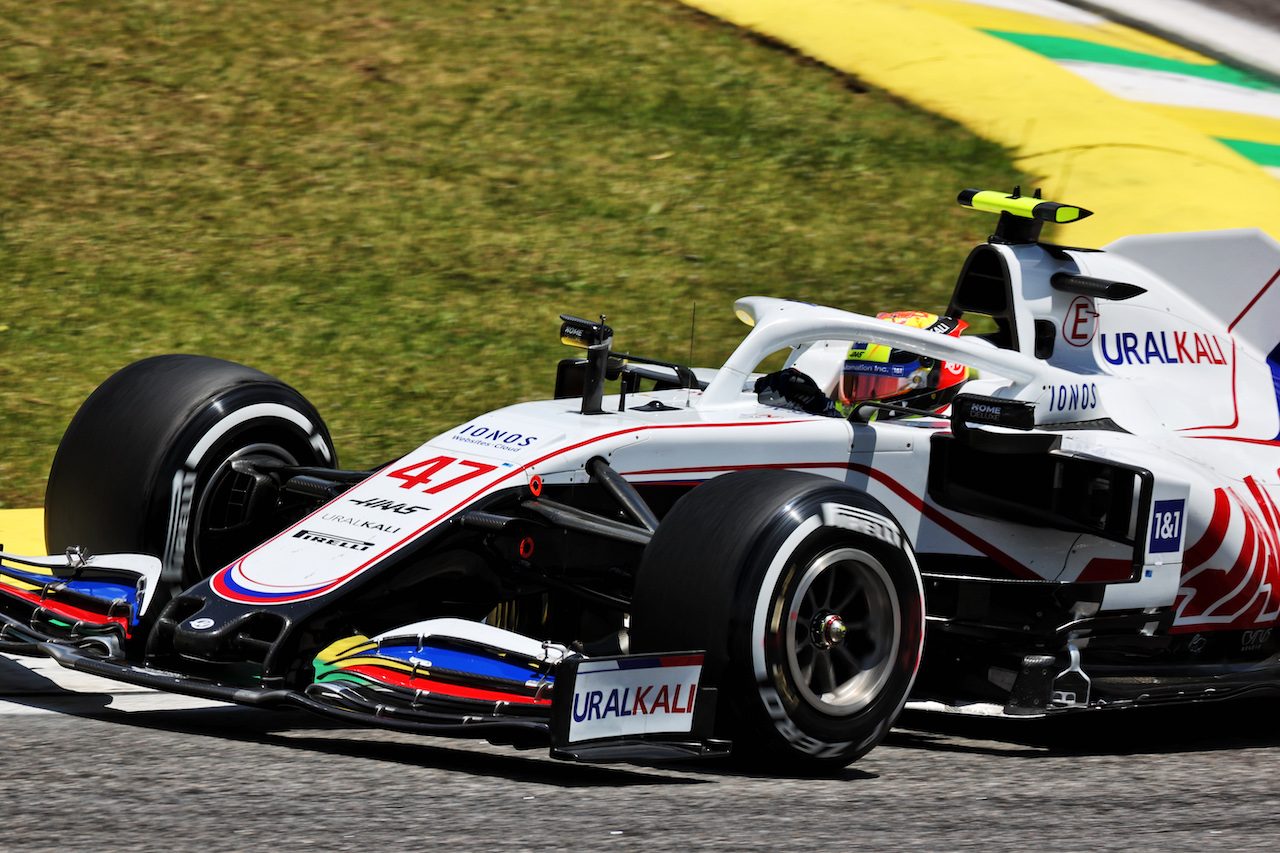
left=812, top=613, right=847, bottom=649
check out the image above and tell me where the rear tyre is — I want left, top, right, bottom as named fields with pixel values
left=629, top=469, right=924, bottom=770
left=45, top=355, right=337, bottom=588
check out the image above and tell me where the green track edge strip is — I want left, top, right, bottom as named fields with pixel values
left=985, top=31, right=1280, bottom=93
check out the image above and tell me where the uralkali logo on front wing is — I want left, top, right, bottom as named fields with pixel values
left=567, top=655, right=703, bottom=743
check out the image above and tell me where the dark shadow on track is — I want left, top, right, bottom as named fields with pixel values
left=14, top=697, right=711, bottom=788
left=1, top=656, right=876, bottom=783
left=14, top=655, right=1278, bottom=779
left=890, top=696, right=1280, bottom=758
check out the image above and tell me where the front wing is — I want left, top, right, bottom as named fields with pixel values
left=2, top=563, right=728, bottom=763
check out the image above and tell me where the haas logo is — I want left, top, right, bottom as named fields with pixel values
left=1175, top=479, right=1280, bottom=632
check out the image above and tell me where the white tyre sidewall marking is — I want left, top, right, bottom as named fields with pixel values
left=183, top=403, right=325, bottom=469
left=748, top=504, right=923, bottom=757
left=161, top=402, right=326, bottom=581
left=752, top=516, right=823, bottom=684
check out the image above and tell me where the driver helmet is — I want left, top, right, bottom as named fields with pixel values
left=840, top=311, right=970, bottom=413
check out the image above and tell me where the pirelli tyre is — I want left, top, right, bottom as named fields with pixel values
left=45, top=355, right=337, bottom=589
left=629, top=469, right=925, bottom=771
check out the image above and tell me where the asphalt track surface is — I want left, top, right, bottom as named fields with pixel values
left=4, top=671, right=1280, bottom=852
left=8, top=4, right=1280, bottom=851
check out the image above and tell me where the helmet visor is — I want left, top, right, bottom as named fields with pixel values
left=840, top=360, right=927, bottom=404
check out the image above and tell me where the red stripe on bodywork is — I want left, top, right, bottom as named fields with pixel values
left=1183, top=489, right=1230, bottom=571
left=1075, top=558, right=1132, bottom=583
left=1174, top=484, right=1280, bottom=632
left=1187, top=435, right=1280, bottom=447
left=658, top=654, right=704, bottom=668
left=1228, top=266, right=1280, bottom=332
left=622, top=460, right=1039, bottom=579
left=217, top=419, right=813, bottom=603
left=1179, top=338, right=1240, bottom=432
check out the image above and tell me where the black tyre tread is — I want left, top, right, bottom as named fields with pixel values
left=630, top=468, right=923, bottom=769
left=44, top=355, right=333, bottom=567
left=631, top=469, right=841, bottom=668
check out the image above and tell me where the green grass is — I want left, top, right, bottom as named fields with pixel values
left=0, top=0, right=1021, bottom=507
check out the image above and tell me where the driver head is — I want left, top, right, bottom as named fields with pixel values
left=840, top=311, right=970, bottom=414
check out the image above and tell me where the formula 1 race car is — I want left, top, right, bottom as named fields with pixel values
left=4, top=188, right=1280, bottom=771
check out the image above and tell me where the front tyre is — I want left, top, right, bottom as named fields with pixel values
left=629, top=469, right=925, bottom=770
left=45, top=355, right=337, bottom=588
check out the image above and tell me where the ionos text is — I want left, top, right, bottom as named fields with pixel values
left=1046, top=382, right=1098, bottom=413
left=452, top=425, right=539, bottom=451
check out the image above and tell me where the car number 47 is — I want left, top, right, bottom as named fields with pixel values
left=387, top=456, right=498, bottom=493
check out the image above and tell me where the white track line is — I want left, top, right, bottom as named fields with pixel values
left=1062, top=60, right=1280, bottom=119
left=958, top=0, right=1107, bottom=24
left=1077, top=0, right=1280, bottom=78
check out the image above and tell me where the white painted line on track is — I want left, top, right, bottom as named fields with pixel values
left=1062, top=60, right=1280, bottom=119
left=1077, top=0, right=1280, bottom=78
left=963, top=0, right=1106, bottom=25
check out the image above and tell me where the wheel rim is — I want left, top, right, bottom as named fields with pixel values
left=784, top=547, right=900, bottom=716
left=191, top=443, right=301, bottom=578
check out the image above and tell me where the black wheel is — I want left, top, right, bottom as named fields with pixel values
left=45, top=355, right=337, bottom=588
left=629, top=469, right=925, bottom=770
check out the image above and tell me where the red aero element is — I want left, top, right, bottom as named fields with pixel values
left=529, top=474, right=543, bottom=497
left=519, top=537, right=535, bottom=559
left=343, top=664, right=552, bottom=705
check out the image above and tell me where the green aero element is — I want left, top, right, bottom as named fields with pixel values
left=311, top=654, right=377, bottom=686
left=312, top=656, right=340, bottom=681
left=957, top=189, right=1093, bottom=223
left=314, top=671, right=376, bottom=686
